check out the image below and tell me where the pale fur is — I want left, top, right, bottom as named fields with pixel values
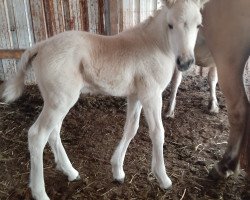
left=0, top=1, right=205, bottom=199
left=166, top=31, right=218, bottom=118
left=202, top=0, right=250, bottom=179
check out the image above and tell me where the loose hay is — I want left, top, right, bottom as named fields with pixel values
left=0, top=76, right=249, bottom=199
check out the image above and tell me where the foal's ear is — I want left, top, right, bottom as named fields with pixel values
left=161, top=0, right=177, bottom=8
left=194, top=0, right=210, bottom=9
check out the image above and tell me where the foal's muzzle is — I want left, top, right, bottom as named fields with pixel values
left=176, top=56, right=194, bottom=72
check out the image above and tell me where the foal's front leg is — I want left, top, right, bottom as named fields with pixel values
left=142, top=93, right=172, bottom=189
left=166, top=68, right=182, bottom=118
left=111, top=95, right=142, bottom=182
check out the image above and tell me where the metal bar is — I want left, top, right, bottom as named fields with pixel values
left=0, top=49, right=25, bottom=59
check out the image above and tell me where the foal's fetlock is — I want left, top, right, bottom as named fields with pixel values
left=166, top=110, right=175, bottom=118
left=112, top=169, right=125, bottom=183
left=152, top=169, right=172, bottom=189
left=30, top=186, right=50, bottom=200
left=67, top=169, right=80, bottom=181
left=56, top=164, right=80, bottom=181
left=111, top=164, right=125, bottom=183
left=208, top=100, right=219, bottom=113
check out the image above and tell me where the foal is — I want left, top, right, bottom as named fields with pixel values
left=1, top=0, right=207, bottom=199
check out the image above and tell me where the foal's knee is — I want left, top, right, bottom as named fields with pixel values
left=149, top=126, right=165, bottom=145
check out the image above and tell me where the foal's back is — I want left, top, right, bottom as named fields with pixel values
left=33, top=27, right=173, bottom=98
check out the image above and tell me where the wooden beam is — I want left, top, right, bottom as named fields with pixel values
left=0, top=49, right=25, bottom=59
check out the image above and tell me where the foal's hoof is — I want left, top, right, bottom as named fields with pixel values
left=113, top=178, right=125, bottom=184
left=165, top=112, right=175, bottom=119
left=74, top=175, right=81, bottom=181
left=68, top=173, right=81, bottom=182
left=160, top=183, right=172, bottom=190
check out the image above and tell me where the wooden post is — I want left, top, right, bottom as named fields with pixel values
left=109, top=0, right=118, bottom=34
left=0, top=0, right=17, bottom=80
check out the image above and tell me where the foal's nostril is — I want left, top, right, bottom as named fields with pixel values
left=176, top=57, right=181, bottom=66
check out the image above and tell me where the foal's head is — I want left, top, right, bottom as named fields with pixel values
left=163, top=0, right=209, bottom=71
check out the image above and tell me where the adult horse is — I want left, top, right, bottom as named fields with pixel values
left=202, top=0, right=250, bottom=179
left=0, top=0, right=207, bottom=199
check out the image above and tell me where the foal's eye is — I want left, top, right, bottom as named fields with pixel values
left=197, top=24, right=202, bottom=29
left=168, top=24, right=173, bottom=29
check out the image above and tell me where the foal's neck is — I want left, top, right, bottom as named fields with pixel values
left=141, top=7, right=170, bottom=54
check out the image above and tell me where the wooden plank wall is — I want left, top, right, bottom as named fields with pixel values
left=0, top=0, right=106, bottom=83
left=0, top=0, right=163, bottom=83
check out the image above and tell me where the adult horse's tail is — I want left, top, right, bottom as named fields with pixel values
left=0, top=43, right=42, bottom=103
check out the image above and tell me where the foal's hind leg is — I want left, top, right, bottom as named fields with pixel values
left=48, top=121, right=80, bottom=181
left=208, top=65, right=219, bottom=113
left=28, top=105, right=66, bottom=200
left=29, top=93, right=80, bottom=200
left=111, top=95, right=142, bottom=182
left=141, top=92, right=172, bottom=189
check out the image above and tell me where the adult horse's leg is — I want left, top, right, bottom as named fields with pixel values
left=141, top=92, right=172, bottom=189
left=210, top=56, right=249, bottom=178
left=166, top=68, right=182, bottom=118
left=202, top=0, right=250, bottom=179
left=111, top=95, right=142, bottom=182
left=208, top=65, right=219, bottom=113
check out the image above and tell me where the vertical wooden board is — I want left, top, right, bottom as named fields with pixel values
left=79, top=0, right=89, bottom=31
left=43, top=0, right=56, bottom=37
left=117, top=0, right=123, bottom=33
left=53, top=0, right=65, bottom=33
left=5, top=0, right=18, bottom=49
left=140, top=0, right=157, bottom=22
left=0, top=0, right=16, bottom=80
left=29, top=0, right=47, bottom=42
left=98, top=0, right=104, bottom=34
left=0, top=60, right=4, bottom=80
left=123, top=0, right=134, bottom=30
left=12, top=0, right=32, bottom=47
left=62, top=0, right=71, bottom=30
left=109, top=0, right=118, bottom=35
left=133, top=0, right=140, bottom=25
left=104, top=0, right=110, bottom=35
left=12, top=0, right=36, bottom=83
left=87, top=0, right=98, bottom=33
left=140, top=0, right=147, bottom=22
left=69, top=0, right=81, bottom=30
left=25, top=0, right=35, bottom=45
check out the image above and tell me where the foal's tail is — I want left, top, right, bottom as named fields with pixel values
left=0, top=43, right=42, bottom=103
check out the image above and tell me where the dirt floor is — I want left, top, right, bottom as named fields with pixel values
left=0, top=75, right=249, bottom=200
